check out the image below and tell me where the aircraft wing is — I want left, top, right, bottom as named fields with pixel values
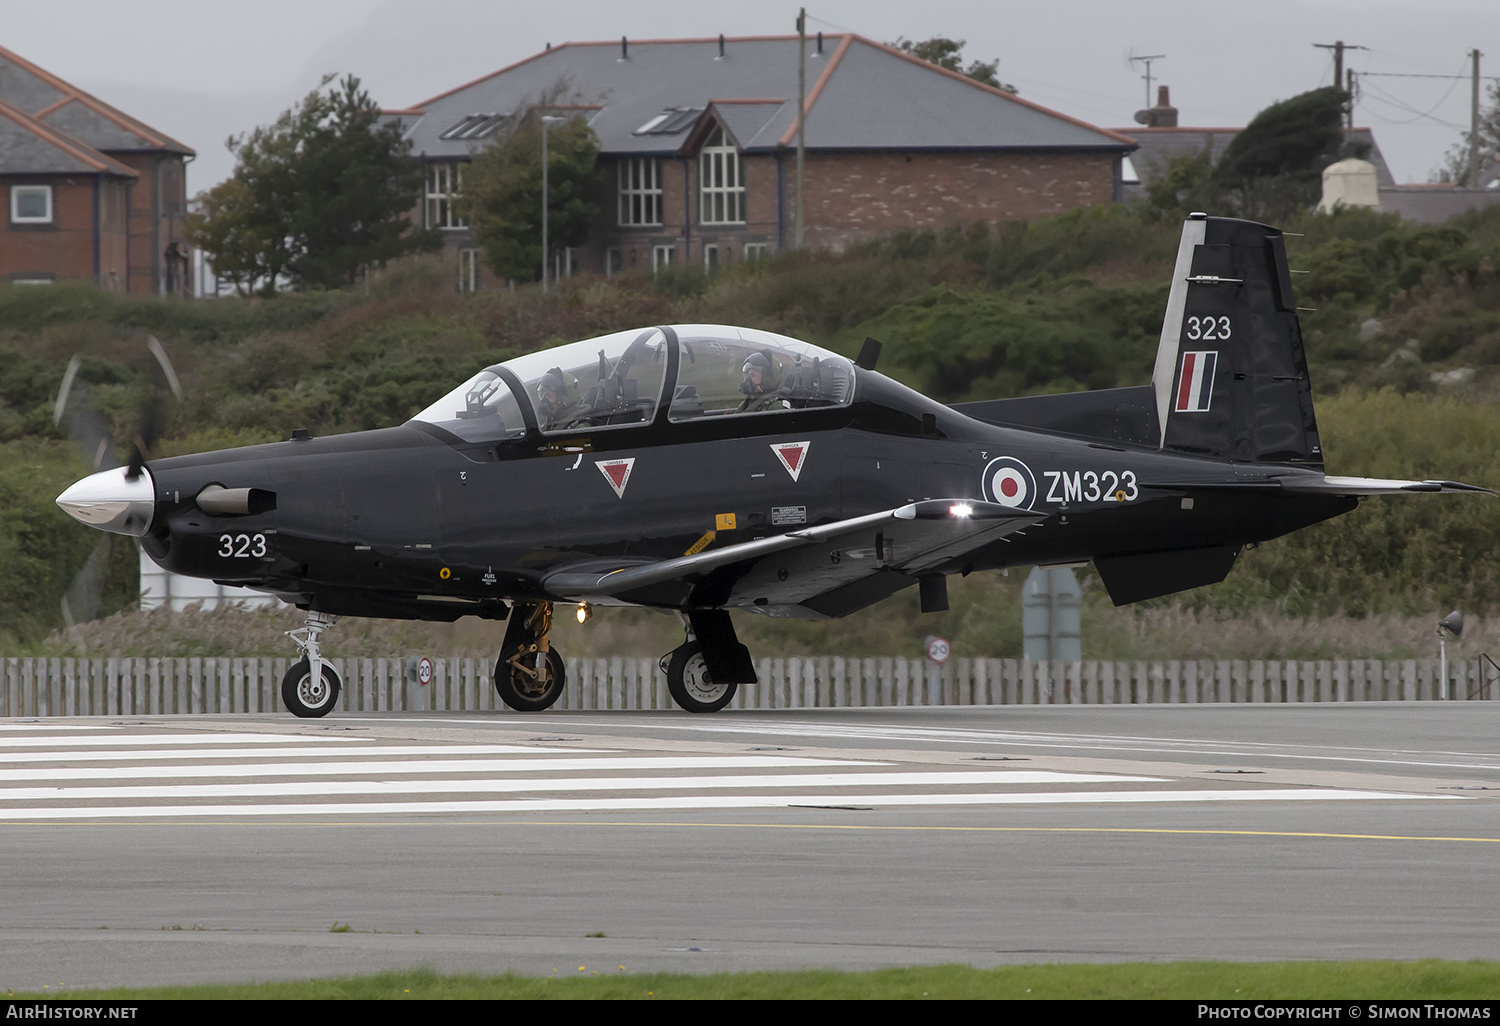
left=1273, top=475, right=1492, bottom=495
left=1137, top=473, right=1491, bottom=495
left=543, top=499, right=1046, bottom=612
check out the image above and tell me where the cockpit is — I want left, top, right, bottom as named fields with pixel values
left=412, top=325, right=857, bottom=443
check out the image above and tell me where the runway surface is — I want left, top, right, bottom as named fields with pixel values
left=1, top=704, right=1497, bottom=989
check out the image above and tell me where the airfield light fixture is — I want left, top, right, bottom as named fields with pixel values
left=1438, top=610, right=1463, bottom=700
left=576, top=601, right=592, bottom=624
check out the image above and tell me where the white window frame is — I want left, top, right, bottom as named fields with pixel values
left=426, top=162, right=466, bottom=230
left=618, top=158, right=663, bottom=226
left=743, top=243, right=768, bottom=262
left=652, top=244, right=676, bottom=274
left=11, top=185, right=53, bottom=224
left=458, top=248, right=480, bottom=293
left=698, top=127, right=745, bottom=225
left=703, top=243, right=720, bottom=272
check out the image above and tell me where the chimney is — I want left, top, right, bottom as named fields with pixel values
left=620, top=36, right=628, bottom=61
left=1151, top=85, right=1178, bottom=127
left=1133, top=85, right=1179, bottom=128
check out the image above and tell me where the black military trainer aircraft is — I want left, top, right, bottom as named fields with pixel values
left=57, top=215, right=1485, bottom=716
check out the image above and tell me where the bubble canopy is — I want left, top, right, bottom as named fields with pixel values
left=412, top=325, right=855, bottom=443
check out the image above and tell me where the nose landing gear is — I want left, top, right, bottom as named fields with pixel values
left=282, top=610, right=342, bottom=717
left=494, top=601, right=566, bottom=711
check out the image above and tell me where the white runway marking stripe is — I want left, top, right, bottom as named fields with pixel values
left=0, top=788, right=1458, bottom=820
left=0, top=770, right=1162, bottom=801
left=0, top=755, right=881, bottom=782
left=0, top=745, right=616, bottom=765
left=0, top=723, right=115, bottom=731
left=0, top=733, right=363, bottom=748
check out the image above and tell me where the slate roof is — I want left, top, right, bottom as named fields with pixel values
left=0, top=98, right=137, bottom=177
left=395, top=34, right=1134, bottom=160
left=0, top=44, right=194, bottom=160
left=1118, top=125, right=1396, bottom=189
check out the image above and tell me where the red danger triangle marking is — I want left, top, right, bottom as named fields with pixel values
left=770, top=441, right=810, bottom=482
left=596, top=457, right=635, bottom=498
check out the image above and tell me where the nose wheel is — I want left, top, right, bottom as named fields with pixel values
left=282, top=610, right=341, bottom=718
left=664, top=641, right=737, bottom=713
left=281, top=658, right=342, bottom=718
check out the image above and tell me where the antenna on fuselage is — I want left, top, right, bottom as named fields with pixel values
left=856, top=337, right=882, bottom=370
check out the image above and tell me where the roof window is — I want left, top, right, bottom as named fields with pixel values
left=439, top=113, right=508, bottom=141
left=633, top=107, right=705, bottom=136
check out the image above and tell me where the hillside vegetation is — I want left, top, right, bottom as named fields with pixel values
left=7, top=203, right=1500, bottom=656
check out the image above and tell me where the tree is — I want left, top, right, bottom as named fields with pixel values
left=460, top=112, right=600, bottom=282
left=1440, top=80, right=1500, bottom=186
left=1213, top=87, right=1348, bottom=220
left=188, top=74, right=438, bottom=295
left=1140, top=149, right=1221, bottom=223
left=888, top=36, right=1017, bottom=94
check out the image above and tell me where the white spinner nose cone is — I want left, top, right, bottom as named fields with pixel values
left=56, top=466, right=156, bottom=537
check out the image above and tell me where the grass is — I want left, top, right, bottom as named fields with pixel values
left=7, top=961, right=1500, bottom=1000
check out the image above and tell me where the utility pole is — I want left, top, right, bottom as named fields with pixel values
left=1346, top=68, right=1357, bottom=131
left=1315, top=41, right=1367, bottom=130
left=1471, top=48, right=1484, bottom=188
left=1128, top=52, right=1166, bottom=110
left=795, top=7, right=806, bottom=249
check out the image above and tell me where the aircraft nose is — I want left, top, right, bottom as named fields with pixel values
left=56, top=466, right=156, bottom=537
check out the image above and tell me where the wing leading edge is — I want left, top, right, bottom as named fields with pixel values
left=544, top=499, right=1046, bottom=615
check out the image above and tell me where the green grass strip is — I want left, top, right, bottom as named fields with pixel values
left=8, top=961, right=1500, bottom=1000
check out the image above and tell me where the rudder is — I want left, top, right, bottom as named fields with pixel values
left=1151, top=214, right=1322, bottom=467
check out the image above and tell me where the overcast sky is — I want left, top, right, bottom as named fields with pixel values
left=8, top=0, right=1500, bottom=193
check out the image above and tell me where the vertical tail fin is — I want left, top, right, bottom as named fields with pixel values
left=1150, top=214, right=1323, bottom=467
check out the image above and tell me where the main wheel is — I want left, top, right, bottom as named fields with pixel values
left=494, top=648, right=565, bottom=711
left=281, top=659, right=341, bottom=718
left=666, top=642, right=737, bottom=713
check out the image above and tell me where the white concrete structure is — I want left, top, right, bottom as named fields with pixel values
left=1318, top=158, right=1380, bottom=213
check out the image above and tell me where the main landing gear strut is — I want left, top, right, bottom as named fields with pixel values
left=494, top=601, right=566, bottom=711
left=281, top=610, right=342, bottom=718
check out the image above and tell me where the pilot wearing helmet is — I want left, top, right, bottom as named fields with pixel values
left=738, top=351, right=784, bottom=412
left=535, top=367, right=579, bottom=429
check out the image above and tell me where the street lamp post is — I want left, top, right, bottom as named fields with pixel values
left=540, top=115, right=565, bottom=291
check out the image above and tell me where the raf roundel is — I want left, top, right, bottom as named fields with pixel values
left=982, top=456, right=1037, bottom=510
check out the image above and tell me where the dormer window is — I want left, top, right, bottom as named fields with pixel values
left=699, top=127, right=744, bottom=225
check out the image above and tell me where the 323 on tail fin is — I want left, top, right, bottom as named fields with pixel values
left=1152, top=213, right=1322, bottom=466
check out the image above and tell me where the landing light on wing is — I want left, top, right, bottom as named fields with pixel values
left=950, top=503, right=974, bottom=518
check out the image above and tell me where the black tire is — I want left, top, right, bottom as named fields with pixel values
left=494, top=648, right=566, bottom=711
left=281, top=659, right=341, bottom=718
left=666, top=642, right=738, bottom=713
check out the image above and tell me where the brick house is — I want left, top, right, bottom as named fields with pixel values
left=0, top=45, right=194, bottom=295
left=390, top=34, right=1136, bottom=288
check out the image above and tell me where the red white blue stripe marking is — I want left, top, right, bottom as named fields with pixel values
left=1175, top=350, right=1218, bottom=412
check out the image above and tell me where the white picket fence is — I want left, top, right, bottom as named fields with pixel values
left=1, top=655, right=1496, bottom=717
